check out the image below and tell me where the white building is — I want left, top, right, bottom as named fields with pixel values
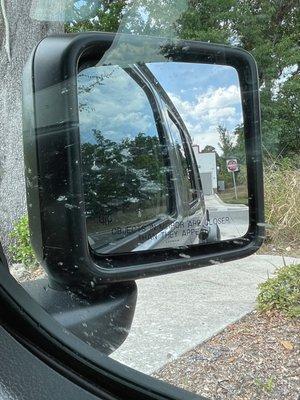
left=192, top=145, right=217, bottom=195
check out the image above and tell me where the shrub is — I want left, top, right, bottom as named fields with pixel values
left=264, top=157, right=300, bottom=252
left=257, top=263, right=300, bottom=318
left=8, top=215, right=38, bottom=269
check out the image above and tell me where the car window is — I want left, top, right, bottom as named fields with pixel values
left=78, top=65, right=171, bottom=251
left=1, top=2, right=299, bottom=400
left=166, top=111, right=198, bottom=204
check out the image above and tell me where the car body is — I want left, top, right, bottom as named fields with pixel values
left=83, top=63, right=219, bottom=254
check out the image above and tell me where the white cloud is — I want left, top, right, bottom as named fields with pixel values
left=78, top=65, right=155, bottom=141
left=168, top=85, right=243, bottom=151
left=169, top=85, right=241, bottom=120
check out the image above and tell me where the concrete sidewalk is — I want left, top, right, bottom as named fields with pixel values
left=205, top=194, right=249, bottom=239
left=111, top=254, right=299, bottom=374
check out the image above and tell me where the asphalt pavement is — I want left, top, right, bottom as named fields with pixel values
left=111, top=254, right=299, bottom=374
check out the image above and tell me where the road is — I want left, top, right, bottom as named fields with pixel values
left=111, top=254, right=299, bottom=375
left=205, top=194, right=249, bottom=240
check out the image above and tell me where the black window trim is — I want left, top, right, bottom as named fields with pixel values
left=166, top=110, right=201, bottom=210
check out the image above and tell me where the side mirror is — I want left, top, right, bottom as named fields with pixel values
left=23, top=33, right=264, bottom=293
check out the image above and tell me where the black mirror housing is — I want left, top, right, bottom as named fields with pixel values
left=23, top=33, right=264, bottom=291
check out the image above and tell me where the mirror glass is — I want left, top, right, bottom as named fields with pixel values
left=77, top=62, right=249, bottom=255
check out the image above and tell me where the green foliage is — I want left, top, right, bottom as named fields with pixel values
left=254, top=376, right=276, bottom=394
left=217, top=125, right=246, bottom=187
left=178, top=1, right=299, bottom=158
left=178, top=0, right=235, bottom=44
left=8, top=215, right=38, bottom=269
left=66, top=0, right=126, bottom=33
left=67, top=1, right=299, bottom=159
left=66, top=0, right=188, bottom=37
left=257, top=263, right=300, bottom=318
left=218, top=125, right=234, bottom=159
left=81, top=129, right=166, bottom=219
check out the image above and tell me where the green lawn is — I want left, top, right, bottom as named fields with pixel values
left=218, top=185, right=248, bottom=205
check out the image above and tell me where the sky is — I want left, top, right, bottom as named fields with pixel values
left=78, top=65, right=157, bottom=144
left=148, top=62, right=243, bottom=151
left=78, top=61, right=243, bottom=153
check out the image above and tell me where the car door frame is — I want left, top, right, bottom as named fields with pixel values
left=0, top=250, right=206, bottom=400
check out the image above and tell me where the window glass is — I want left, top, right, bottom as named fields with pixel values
left=1, top=2, right=298, bottom=400
left=166, top=112, right=197, bottom=204
left=78, top=65, right=170, bottom=252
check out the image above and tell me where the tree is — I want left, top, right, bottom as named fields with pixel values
left=66, top=0, right=126, bottom=33
left=66, top=0, right=188, bottom=37
left=68, top=1, right=299, bottom=158
left=217, top=125, right=236, bottom=187
left=0, top=1, right=63, bottom=251
left=177, top=0, right=299, bottom=158
left=232, top=124, right=246, bottom=164
left=81, top=130, right=167, bottom=222
left=275, top=75, right=300, bottom=157
left=201, top=145, right=218, bottom=154
left=218, top=125, right=234, bottom=159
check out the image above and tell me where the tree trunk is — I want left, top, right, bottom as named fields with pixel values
left=0, top=0, right=63, bottom=255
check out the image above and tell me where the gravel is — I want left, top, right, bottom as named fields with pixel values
left=153, top=311, right=300, bottom=400
left=9, top=263, right=300, bottom=399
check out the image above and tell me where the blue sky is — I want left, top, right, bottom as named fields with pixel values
left=78, top=65, right=157, bottom=144
left=78, top=61, right=243, bottom=152
left=148, top=62, right=243, bottom=151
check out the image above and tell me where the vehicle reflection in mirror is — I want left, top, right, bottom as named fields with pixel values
left=77, top=62, right=249, bottom=255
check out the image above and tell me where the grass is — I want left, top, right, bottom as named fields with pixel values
left=263, top=158, right=300, bottom=254
left=254, top=376, right=276, bottom=394
left=218, top=184, right=248, bottom=205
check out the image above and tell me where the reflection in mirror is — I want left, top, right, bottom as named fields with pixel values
left=77, top=62, right=249, bottom=255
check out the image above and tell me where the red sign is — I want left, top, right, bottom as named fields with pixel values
left=226, top=159, right=239, bottom=172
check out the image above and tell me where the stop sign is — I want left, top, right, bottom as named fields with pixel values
left=226, top=159, right=239, bottom=172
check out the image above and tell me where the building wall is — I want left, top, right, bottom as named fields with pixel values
left=192, top=149, right=217, bottom=191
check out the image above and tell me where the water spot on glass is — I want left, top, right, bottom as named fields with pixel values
left=91, top=162, right=101, bottom=171
left=257, top=222, right=273, bottom=228
left=233, top=239, right=245, bottom=245
left=65, top=203, right=80, bottom=210
left=179, top=253, right=190, bottom=259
